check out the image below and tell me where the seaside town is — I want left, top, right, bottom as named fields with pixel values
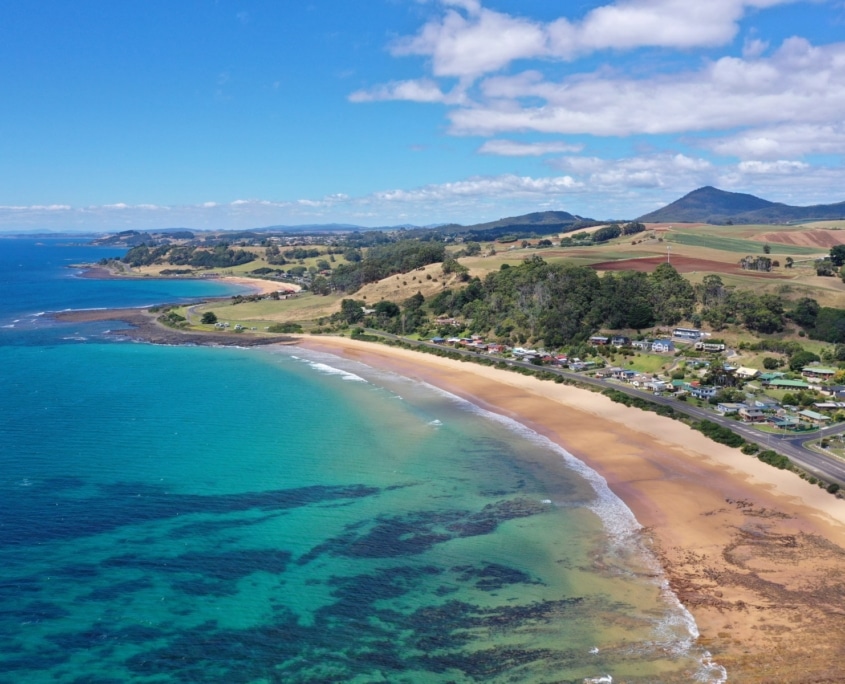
left=7, top=2, right=845, bottom=683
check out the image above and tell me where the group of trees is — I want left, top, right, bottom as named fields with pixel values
left=427, top=259, right=696, bottom=345
left=122, top=243, right=256, bottom=269
left=329, top=252, right=845, bottom=348
left=695, top=274, right=787, bottom=334
left=328, top=239, right=446, bottom=293
left=592, top=221, right=646, bottom=244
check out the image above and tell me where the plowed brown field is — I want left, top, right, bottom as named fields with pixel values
left=591, top=255, right=786, bottom=276
left=753, top=229, right=845, bottom=248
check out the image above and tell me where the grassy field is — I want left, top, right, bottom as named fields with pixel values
left=665, top=231, right=821, bottom=255
left=191, top=292, right=343, bottom=327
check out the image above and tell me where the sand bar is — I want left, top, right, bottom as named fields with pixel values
left=298, top=335, right=845, bottom=683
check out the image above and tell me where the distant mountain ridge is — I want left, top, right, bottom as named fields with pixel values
left=638, top=186, right=845, bottom=224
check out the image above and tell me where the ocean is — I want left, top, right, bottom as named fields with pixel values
left=0, top=238, right=725, bottom=683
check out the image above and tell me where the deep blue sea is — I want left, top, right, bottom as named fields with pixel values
left=0, top=238, right=725, bottom=683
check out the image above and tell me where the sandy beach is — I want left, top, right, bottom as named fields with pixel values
left=76, top=266, right=293, bottom=297
left=298, top=335, right=845, bottom=683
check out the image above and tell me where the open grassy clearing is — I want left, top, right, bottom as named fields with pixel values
left=193, top=291, right=343, bottom=326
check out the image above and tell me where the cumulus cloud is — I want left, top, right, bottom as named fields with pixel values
left=373, top=174, right=581, bottom=202
left=448, top=38, right=845, bottom=137
left=3, top=158, right=845, bottom=232
left=384, top=0, right=803, bottom=79
left=390, top=5, right=545, bottom=78
left=552, top=153, right=715, bottom=190
left=707, top=123, right=845, bottom=159
left=737, top=159, right=810, bottom=174
left=478, top=139, right=583, bottom=156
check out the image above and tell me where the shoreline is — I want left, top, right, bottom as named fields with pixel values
left=295, top=335, right=845, bottom=683
left=74, top=266, right=293, bottom=297
left=53, top=307, right=297, bottom=347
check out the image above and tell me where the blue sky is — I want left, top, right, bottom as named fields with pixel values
left=2, top=0, right=845, bottom=231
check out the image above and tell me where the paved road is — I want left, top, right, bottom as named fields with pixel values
left=367, top=331, right=845, bottom=487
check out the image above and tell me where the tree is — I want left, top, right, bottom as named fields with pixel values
left=763, top=243, right=771, bottom=254
left=763, top=356, right=781, bottom=370
left=789, top=350, right=820, bottom=372
left=338, top=299, right=365, bottom=324
left=201, top=311, right=218, bottom=325
left=816, top=259, right=836, bottom=277
left=790, top=297, right=820, bottom=329
left=830, top=245, right=845, bottom=267
left=785, top=256, right=794, bottom=268
left=592, top=223, right=622, bottom=243
left=310, top=275, right=331, bottom=295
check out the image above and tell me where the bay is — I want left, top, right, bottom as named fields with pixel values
left=0, top=238, right=723, bottom=682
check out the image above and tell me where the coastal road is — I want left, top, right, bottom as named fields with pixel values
left=365, top=330, right=845, bottom=487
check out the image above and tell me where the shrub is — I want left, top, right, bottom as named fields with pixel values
left=267, top=322, right=303, bottom=334
left=757, top=449, right=791, bottom=469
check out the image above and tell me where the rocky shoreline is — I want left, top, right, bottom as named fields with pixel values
left=53, top=307, right=296, bottom=346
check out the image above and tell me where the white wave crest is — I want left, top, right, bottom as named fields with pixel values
left=306, top=361, right=368, bottom=383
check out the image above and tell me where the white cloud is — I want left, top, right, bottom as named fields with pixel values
left=349, top=78, right=466, bottom=104
left=553, top=153, right=715, bottom=190
left=373, top=174, right=582, bottom=202
left=383, top=0, right=804, bottom=80
left=737, top=159, right=810, bottom=174
left=448, top=38, right=845, bottom=137
left=390, top=5, right=545, bottom=78
left=707, top=123, right=845, bottom=159
left=478, top=139, right=583, bottom=156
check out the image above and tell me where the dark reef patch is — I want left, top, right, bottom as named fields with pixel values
left=299, top=497, right=549, bottom=563
left=0, top=482, right=380, bottom=547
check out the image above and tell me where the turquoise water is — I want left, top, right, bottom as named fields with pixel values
left=0, top=239, right=725, bottom=682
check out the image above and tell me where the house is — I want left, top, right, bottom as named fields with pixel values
left=651, top=339, right=675, bottom=354
left=735, top=367, right=760, bottom=381
left=435, top=317, right=461, bottom=327
left=738, top=406, right=766, bottom=422
left=765, top=378, right=810, bottom=390
left=798, top=409, right=830, bottom=427
left=758, top=372, right=785, bottom=383
left=430, top=336, right=446, bottom=344
left=689, top=385, right=718, bottom=400
left=613, top=368, right=637, bottom=380
left=694, top=341, right=726, bottom=352
left=631, top=339, right=651, bottom=351
left=716, top=402, right=744, bottom=415
left=819, top=385, right=845, bottom=397
left=770, top=415, right=800, bottom=430
left=589, top=335, right=609, bottom=346
left=611, top=335, right=630, bottom=347
left=673, top=327, right=703, bottom=340
left=753, top=397, right=780, bottom=412
left=802, top=366, right=837, bottom=381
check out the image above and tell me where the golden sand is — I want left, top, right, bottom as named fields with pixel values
left=297, top=335, right=845, bottom=683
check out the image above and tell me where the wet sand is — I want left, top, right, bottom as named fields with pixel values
left=297, top=335, right=845, bottom=684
